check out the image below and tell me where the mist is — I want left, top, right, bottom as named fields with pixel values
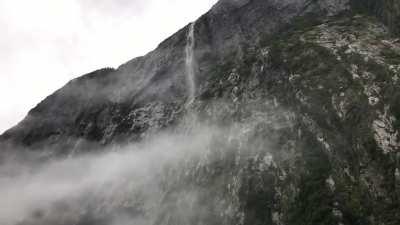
left=0, top=121, right=256, bottom=225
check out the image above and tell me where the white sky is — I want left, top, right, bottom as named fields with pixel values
left=0, top=0, right=218, bottom=134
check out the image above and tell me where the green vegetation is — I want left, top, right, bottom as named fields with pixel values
left=381, top=47, right=400, bottom=65
left=287, top=131, right=336, bottom=225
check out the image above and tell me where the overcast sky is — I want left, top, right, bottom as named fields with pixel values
left=0, top=0, right=218, bottom=134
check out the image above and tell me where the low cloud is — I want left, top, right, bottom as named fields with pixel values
left=0, top=124, right=228, bottom=225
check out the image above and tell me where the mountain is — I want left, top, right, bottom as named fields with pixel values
left=1, top=0, right=400, bottom=225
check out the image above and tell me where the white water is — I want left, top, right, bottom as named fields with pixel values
left=185, top=22, right=196, bottom=104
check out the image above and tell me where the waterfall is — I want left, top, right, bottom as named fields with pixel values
left=185, top=22, right=196, bottom=104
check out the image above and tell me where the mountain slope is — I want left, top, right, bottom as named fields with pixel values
left=0, top=0, right=351, bottom=152
left=1, top=0, right=400, bottom=225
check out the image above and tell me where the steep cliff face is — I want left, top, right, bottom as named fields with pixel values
left=1, top=1, right=400, bottom=225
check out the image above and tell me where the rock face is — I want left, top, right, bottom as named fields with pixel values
left=1, top=0, right=400, bottom=225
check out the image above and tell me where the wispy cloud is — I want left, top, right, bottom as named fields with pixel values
left=0, top=124, right=227, bottom=225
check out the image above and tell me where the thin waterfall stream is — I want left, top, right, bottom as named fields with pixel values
left=185, top=22, right=196, bottom=105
